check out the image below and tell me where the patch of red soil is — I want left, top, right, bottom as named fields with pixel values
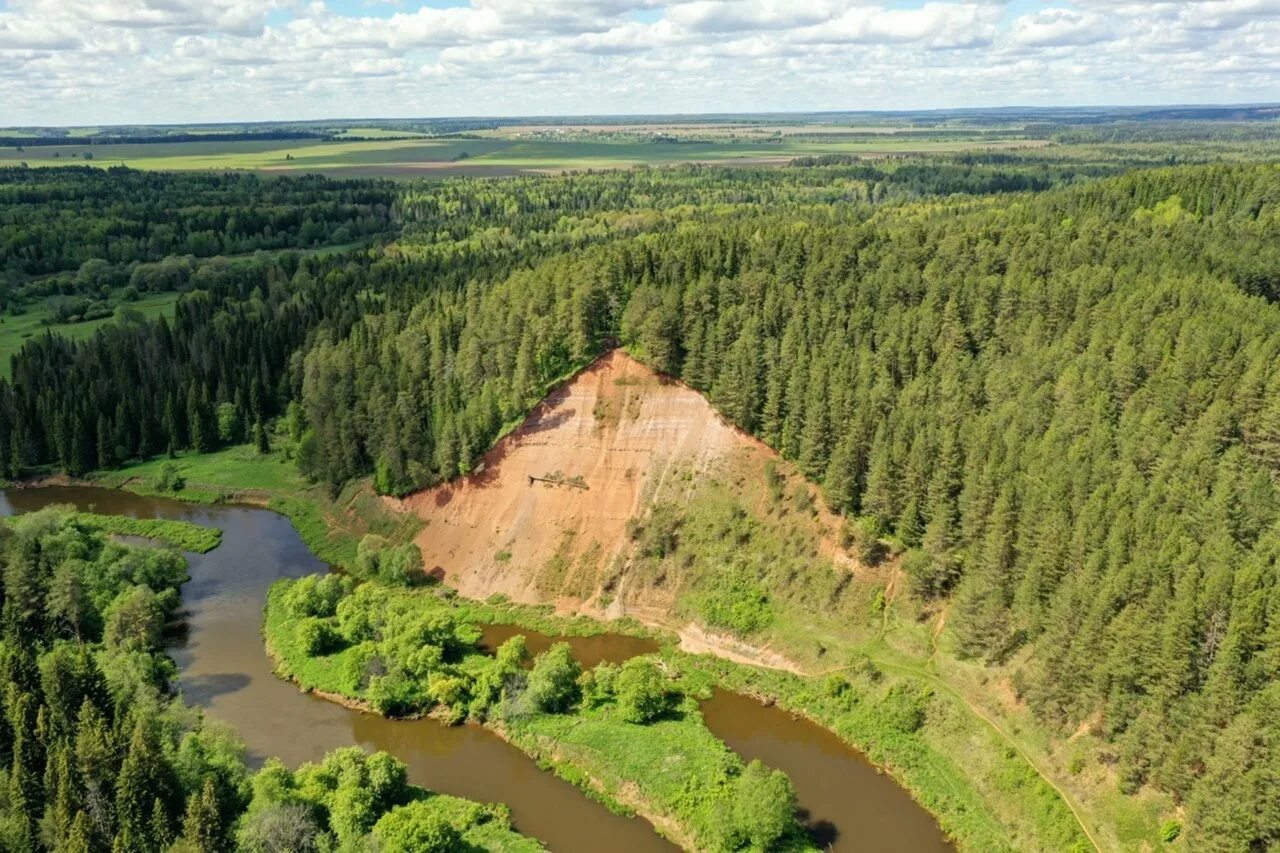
left=391, top=351, right=773, bottom=604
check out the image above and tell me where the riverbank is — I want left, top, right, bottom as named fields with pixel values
left=51, top=446, right=1102, bottom=851
left=264, top=577, right=818, bottom=852
left=22, top=443, right=423, bottom=567
left=0, top=494, right=546, bottom=852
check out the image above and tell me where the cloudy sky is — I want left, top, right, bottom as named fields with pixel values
left=1, top=0, right=1278, bottom=125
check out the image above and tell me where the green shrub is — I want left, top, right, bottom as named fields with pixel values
left=721, top=760, right=796, bottom=851
left=579, top=661, right=619, bottom=708
left=632, top=503, right=681, bottom=558
left=354, top=535, right=424, bottom=586
left=697, top=565, right=773, bottom=636
left=823, top=674, right=851, bottom=698
left=296, top=617, right=341, bottom=656
left=342, top=642, right=379, bottom=693
left=879, top=682, right=931, bottom=734
left=615, top=658, right=670, bottom=724
left=150, top=461, right=185, bottom=493
left=282, top=574, right=355, bottom=618
left=373, top=802, right=462, bottom=853
left=367, top=671, right=429, bottom=717
left=526, top=643, right=581, bottom=713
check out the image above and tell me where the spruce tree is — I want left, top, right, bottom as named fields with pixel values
left=181, top=777, right=222, bottom=852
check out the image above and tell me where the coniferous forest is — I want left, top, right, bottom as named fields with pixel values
left=2, top=135, right=1280, bottom=849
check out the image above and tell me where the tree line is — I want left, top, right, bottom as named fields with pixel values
left=0, top=168, right=395, bottom=309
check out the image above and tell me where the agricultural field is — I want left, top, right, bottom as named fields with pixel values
left=0, top=130, right=1049, bottom=177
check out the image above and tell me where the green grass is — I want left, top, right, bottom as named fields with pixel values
left=508, top=702, right=785, bottom=850
left=91, top=445, right=421, bottom=570
left=75, top=512, right=222, bottom=553
left=264, top=582, right=359, bottom=693
left=0, top=293, right=178, bottom=377
left=97, top=444, right=310, bottom=494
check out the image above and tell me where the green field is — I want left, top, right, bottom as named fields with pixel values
left=75, top=512, right=222, bottom=552
left=0, top=134, right=1046, bottom=178
left=0, top=292, right=178, bottom=377
left=96, top=444, right=311, bottom=495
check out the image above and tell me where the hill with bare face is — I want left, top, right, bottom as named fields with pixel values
left=390, top=349, right=859, bottom=653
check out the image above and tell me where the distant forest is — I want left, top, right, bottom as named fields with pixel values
left=2, top=146, right=1280, bottom=847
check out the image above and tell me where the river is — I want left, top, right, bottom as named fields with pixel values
left=0, top=485, right=953, bottom=853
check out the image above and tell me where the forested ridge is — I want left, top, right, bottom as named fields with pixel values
left=0, top=157, right=1093, bottom=482
left=293, top=161, right=1280, bottom=848
left=4, top=159, right=1280, bottom=846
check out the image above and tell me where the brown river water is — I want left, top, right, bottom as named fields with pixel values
left=0, top=485, right=952, bottom=852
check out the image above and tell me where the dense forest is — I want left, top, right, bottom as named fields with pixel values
left=0, top=508, right=537, bottom=851
left=3, top=154, right=1280, bottom=846
left=0, top=168, right=394, bottom=313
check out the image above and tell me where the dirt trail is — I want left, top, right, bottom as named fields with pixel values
left=390, top=350, right=765, bottom=607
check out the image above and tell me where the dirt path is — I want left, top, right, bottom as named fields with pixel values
left=675, top=622, right=802, bottom=674
left=876, top=657, right=1102, bottom=853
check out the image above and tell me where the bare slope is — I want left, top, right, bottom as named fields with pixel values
left=392, top=349, right=849, bottom=629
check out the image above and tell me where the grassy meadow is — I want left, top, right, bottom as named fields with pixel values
left=0, top=292, right=179, bottom=378
left=90, top=443, right=422, bottom=568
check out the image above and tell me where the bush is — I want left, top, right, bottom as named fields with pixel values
left=296, top=617, right=341, bottom=656
left=367, top=671, right=429, bottom=717
left=723, top=760, right=796, bottom=851
left=879, top=682, right=930, bottom=734
left=336, top=588, right=378, bottom=643
left=373, top=802, right=462, bottom=853
left=150, top=461, right=185, bottom=493
left=579, top=661, right=618, bottom=707
left=823, top=674, right=850, bottom=698
left=615, top=658, right=670, bottom=724
left=282, top=574, right=354, bottom=619
left=629, top=503, right=681, bottom=557
left=342, top=643, right=379, bottom=693
left=697, top=565, right=773, bottom=636
left=237, top=803, right=324, bottom=853
left=526, top=643, right=581, bottom=713
left=354, top=536, right=424, bottom=586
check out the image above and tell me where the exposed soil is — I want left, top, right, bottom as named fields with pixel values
left=391, top=351, right=848, bottom=635
left=392, top=351, right=748, bottom=600
left=389, top=350, right=874, bottom=680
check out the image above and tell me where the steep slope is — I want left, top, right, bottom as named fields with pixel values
left=391, top=349, right=851, bottom=630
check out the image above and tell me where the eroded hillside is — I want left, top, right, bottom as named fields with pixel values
left=391, top=349, right=865, bottom=655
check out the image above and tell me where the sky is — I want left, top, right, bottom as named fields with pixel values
left=0, top=0, right=1278, bottom=126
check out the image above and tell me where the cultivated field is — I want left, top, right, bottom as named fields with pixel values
left=0, top=132, right=1049, bottom=177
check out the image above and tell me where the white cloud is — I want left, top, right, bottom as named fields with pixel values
left=0, top=0, right=1277, bottom=124
left=1010, top=9, right=1111, bottom=47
